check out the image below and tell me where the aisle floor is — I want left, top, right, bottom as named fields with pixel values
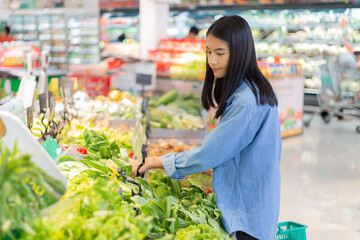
left=279, top=114, right=360, bottom=240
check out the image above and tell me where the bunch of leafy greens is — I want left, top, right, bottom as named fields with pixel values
left=57, top=128, right=229, bottom=239
left=58, top=121, right=133, bottom=152
left=24, top=176, right=152, bottom=240
left=57, top=129, right=132, bottom=180
left=0, top=141, right=50, bottom=239
left=132, top=170, right=229, bottom=239
left=175, top=224, right=224, bottom=240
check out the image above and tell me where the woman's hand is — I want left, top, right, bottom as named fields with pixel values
left=130, top=156, right=163, bottom=178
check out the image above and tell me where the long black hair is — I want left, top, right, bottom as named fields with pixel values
left=201, top=15, right=278, bottom=119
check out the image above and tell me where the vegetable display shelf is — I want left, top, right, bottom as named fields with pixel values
left=0, top=68, right=67, bottom=97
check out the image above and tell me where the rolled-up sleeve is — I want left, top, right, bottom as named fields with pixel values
left=161, top=103, right=261, bottom=180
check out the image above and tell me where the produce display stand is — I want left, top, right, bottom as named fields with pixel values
left=0, top=67, right=67, bottom=96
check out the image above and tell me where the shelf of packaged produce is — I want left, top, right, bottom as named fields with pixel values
left=51, top=46, right=67, bottom=52
left=256, top=53, right=334, bottom=60
left=68, top=23, right=98, bottom=29
left=69, top=47, right=99, bottom=54
left=101, top=24, right=138, bottom=29
left=12, top=24, right=23, bottom=30
left=304, top=88, right=321, bottom=95
left=50, top=57, right=67, bottom=63
left=68, top=39, right=98, bottom=45
left=52, top=23, right=66, bottom=29
left=23, top=26, right=37, bottom=31
left=169, top=2, right=360, bottom=11
left=42, top=46, right=51, bottom=51
left=68, top=58, right=83, bottom=64
left=253, top=23, right=360, bottom=30
left=81, top=23, right=98, bottom=28
left=78, top=31, right=99, bottom=36
left=256, top=39, right=354, bottom=46
left=68, top=23, right=81, bottom=28
left=39, top=34, right=51, bottom=40
left=38, top=24, right=51, bottom=30
left=23, top=36, right=37, bottom=41
left=52, top=35, right=66, bottom=40
left=0, top=67, right=67, bottom=78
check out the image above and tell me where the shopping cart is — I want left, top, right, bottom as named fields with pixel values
left=304, top=57, right=360, bottom=133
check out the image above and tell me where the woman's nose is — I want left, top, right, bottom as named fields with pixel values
left=209, top=55, right=217, bottom=65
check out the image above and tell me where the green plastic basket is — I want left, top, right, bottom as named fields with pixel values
left=275, top=221, right=307, bottom=240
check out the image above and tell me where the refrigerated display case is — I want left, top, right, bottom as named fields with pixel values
left=67, top=14, right=100, bottom=65
left=100, top=12, right=139, bottom=43
left=9, top=10, right=99, bottom=70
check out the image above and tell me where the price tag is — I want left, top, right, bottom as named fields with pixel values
left=38, top=93, right=47, bottom=114
left=60, top=87, right=68, bottom=112
left=136, top=73, right=152, bottom=85
left=130, top=120, right=147, bottom=161
left=64, top=87, right=74, bottom=106
left=18, top=74, right=36, bottom=109
left=27, top=106, right=34, bottom=129
left=48, top=94, right=56, bottom=122
left=59, top=77, right=74, bottom=93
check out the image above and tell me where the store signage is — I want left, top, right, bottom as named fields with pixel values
left=130, top=120, right=147, bottom=161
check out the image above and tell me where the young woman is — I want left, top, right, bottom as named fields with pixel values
left=131, top=15, right=281, bottom=240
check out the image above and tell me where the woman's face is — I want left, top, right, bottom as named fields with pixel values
left=206, top=34, right=230, bottom=79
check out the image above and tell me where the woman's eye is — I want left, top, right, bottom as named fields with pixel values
left=207, top=51, right=211, bottom=54
left=217, top=53, right=224, bottom=56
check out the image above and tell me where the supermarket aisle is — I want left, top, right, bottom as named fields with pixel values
left=279, top=115, right=360, bottom=240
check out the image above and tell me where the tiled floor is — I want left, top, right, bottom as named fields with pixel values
left=279, top=114, right=360, bottom=239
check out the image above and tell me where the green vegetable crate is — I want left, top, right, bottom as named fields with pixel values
left=275, top=221, right=307, bottom=240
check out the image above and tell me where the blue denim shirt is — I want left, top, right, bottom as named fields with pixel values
left=161, top=82, right=282, bottom=240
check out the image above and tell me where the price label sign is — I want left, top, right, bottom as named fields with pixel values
left=130, top=120, right=147, bottom=161
left=136, top=73, right=152, bottom=85
left=27, top=106, right=34, bottom=129
left=64, top=87, right=74, bottom=106
left=38, top=93, right=47, bottom=114
left=60, top=87, right=68, bottom=112
left=59, top=77, right=74, bottom=93
left=48, top=94, right=56, bottom=122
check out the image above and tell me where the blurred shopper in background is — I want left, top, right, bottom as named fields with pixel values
left=185, top=26, right=199, bottom=39
left=0, top=26, right=16, bottom=43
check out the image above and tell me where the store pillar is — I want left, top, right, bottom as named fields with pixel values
left=139, top=0, right=169, bottom=58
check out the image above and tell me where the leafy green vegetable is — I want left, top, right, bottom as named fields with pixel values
left=0, top=141, right=60, bottom=239
left=175, top=224, right=225, bottom=240
left=29, top=177, right=152, bottom=240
